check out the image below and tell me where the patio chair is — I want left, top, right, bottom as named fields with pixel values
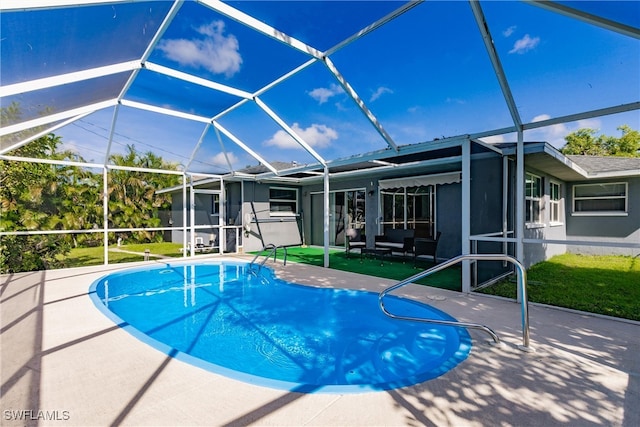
left=345, top=228, right=366, bottom=258
left=413, top=232, right=441, bottom=266
left=195, top=237, right=205, bottom=248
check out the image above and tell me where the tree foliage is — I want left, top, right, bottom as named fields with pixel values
left=0, top=134, right=76, bottom=272
left=1, top=129, right=181, bottom=273
left=107, top=145, right=181, bottom=243
left=560, top=125, right=640, bottom=157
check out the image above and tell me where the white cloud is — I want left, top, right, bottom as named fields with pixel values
left=157, top=20, right=242, bottom=77
left=576, top=118, right=602, bottom=131
left=265, top=123, right=338, bottom=149
left=532, top=114, right=568, bottom=140
left=370, top=86, right=393, bottom=102
left=478, top=116, right=604, bottom=149
left=525, top=114, right=585, bottom=148
left=503, top=26, right=517, bottom=37
left=445, top=97, right=466, bottom=105
left=525, top=114, right=602, bottom=148
left=394, top=123, right=430, bottom=143
left=334, top=101, right=349, bottom=112
left=308, top=84, right=344, bottom=104
left=531, top=114, right=552, bottom=123
left=479, top=134, right=509, bottom=144
left=210, top=151, right=238, bottom=168
left=60, top=139, right=101, bottom=163
left=509, top=34, right=540, bottom=54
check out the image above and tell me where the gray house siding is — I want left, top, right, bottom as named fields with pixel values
left=470, top=154, right=512, bottom=281
left=241, top=182, right=304, bottom=253
left=170, top=192, right=221, bottom=246
left=226, top=182, right=242, bottom=225
left=565, top=177, right=640, bottom=256
left=435, top=182, right=462, bottom=259
left=470, top=156, right=504, bottom=238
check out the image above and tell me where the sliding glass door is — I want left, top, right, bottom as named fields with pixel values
left=311, top=189, right=365, bottom=246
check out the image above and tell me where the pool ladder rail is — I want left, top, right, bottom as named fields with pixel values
left=248, top=243, right=288, bottom=275
left=378, top=253, right=533, bottom=352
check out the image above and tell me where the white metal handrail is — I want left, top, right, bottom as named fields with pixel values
left=378, top=253, right=532, bottom=350
left=248, top=243, right=288, bottom=273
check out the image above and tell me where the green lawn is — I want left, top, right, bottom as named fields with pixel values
left=62, top=242, right=183, bottom=268
left=478, top=253, right=640, bottom=321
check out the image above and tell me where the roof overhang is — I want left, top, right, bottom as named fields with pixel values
left=499, top=142, right=640, bottom=181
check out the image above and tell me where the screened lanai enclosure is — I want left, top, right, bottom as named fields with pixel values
left=1, top=1, right=639, bottom=279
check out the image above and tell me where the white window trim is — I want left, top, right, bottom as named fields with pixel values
left=210, top=193, right=220, bottom=216
left=572, top=182, right=628, bottom=216
left=525, top=223, right=546, bottom=229
left=269, top=186, right=299, bottom=217
left=571, top=211, right=628, bottom=217
left=380, top=184, right=436, bottom=236
left=549, top=180, right=563, bottom=226
left=525, top=172, right=543, bottom=225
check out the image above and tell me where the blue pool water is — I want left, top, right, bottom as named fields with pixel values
left=89, top=261, right=471, bottom=393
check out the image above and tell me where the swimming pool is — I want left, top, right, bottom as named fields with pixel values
left=89, top=260, right=471, bottom=393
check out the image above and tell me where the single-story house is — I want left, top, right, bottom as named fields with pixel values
left=162, top=138, right=639, bottom=288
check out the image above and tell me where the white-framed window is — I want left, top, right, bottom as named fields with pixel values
left=269, top=187, right=298, bottom=216
left=381, top=185, right=435, bottom=238
left=572, top=182, right=628, bottom=215
left=549, top=181, right=562, bottom=224
left=525, top=172, right=542, bottom=224
left=211, top=193, right=220, bottom=215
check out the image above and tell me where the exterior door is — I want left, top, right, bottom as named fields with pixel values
left=310, top=189, right=365, bottom=247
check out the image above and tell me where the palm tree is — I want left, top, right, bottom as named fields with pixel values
left=107, top=145, right=180, bottom=244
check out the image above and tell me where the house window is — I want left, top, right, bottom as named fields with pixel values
left=549, top=181, right=562, bottom=224
left=573, top=182, right=627, bottom=215
left=211, top=194, right=220, bottom=215
left=269, top=187, right=298, bottom=215
left=407, top=186, right=435, bottom=238
left=525, top=173, right=542, bottom=224
left=381, top=185, right=435, bottom=238
left=381, top=190, right=405, bottom=230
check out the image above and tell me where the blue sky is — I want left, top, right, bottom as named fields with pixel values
left=3, top=1, right=638, bottom=173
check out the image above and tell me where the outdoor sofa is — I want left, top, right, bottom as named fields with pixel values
left=374, top=228, right=415, bottom=257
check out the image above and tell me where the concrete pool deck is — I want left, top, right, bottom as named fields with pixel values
left=1, top=256, right=638, bottom=426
